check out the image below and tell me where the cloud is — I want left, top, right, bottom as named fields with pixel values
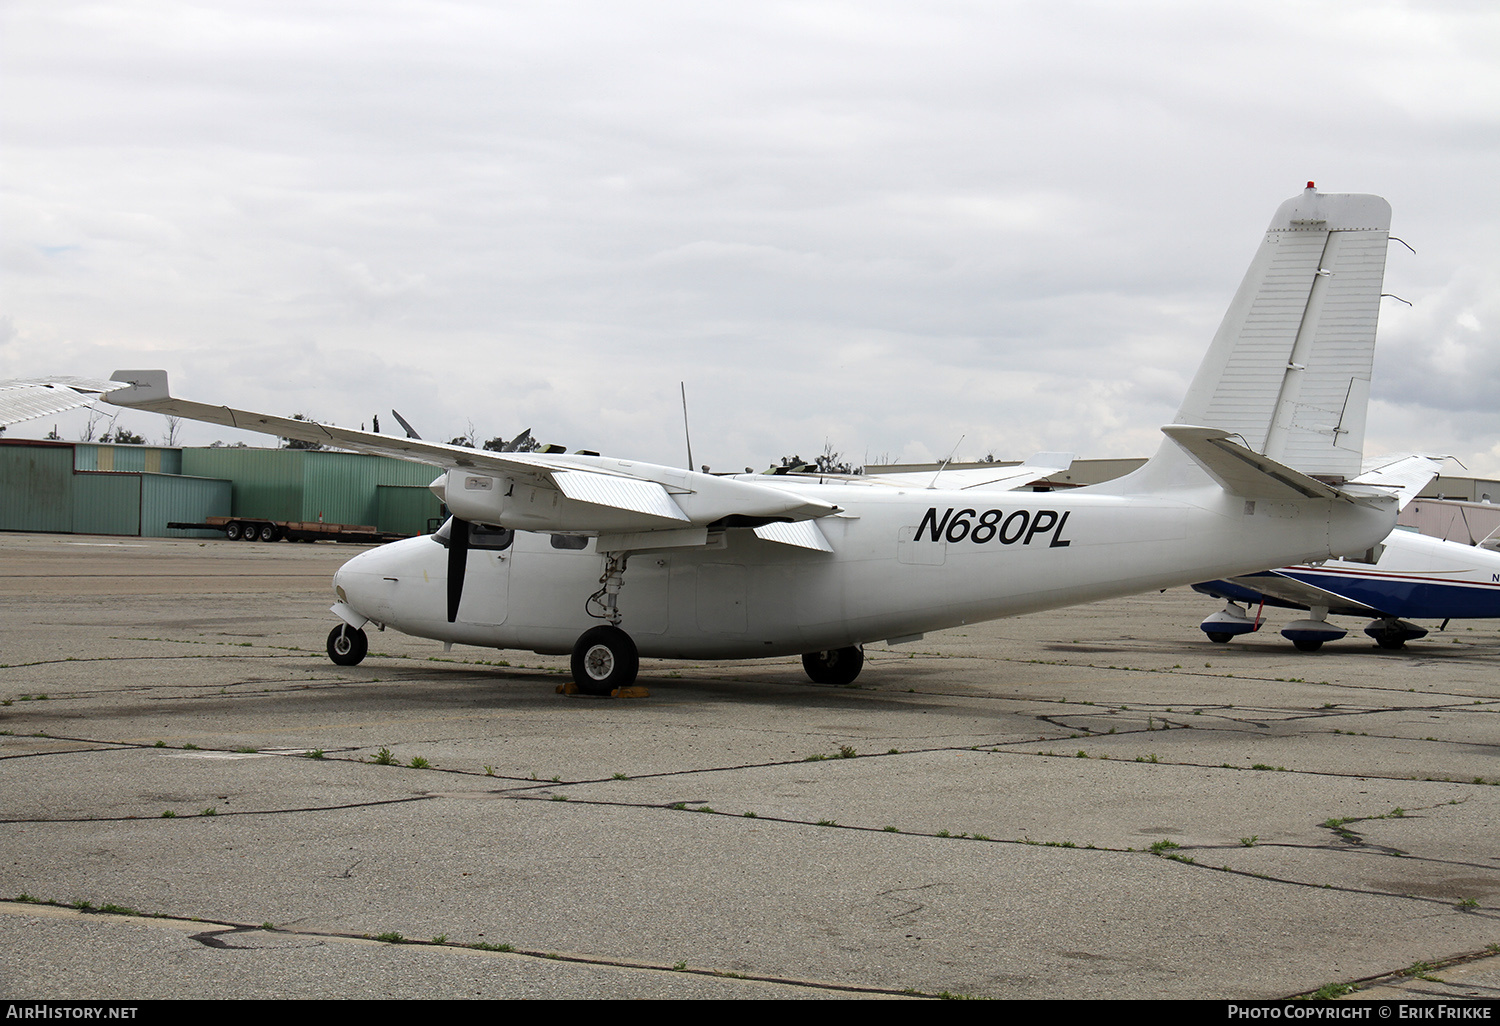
left=3, top=1, right=1498, bottom=476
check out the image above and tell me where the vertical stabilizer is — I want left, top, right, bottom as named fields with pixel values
left=1173, top=186, right=1391, bottom=480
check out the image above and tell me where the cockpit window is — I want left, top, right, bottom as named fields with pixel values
left=433, top=516, right=514, bottom=551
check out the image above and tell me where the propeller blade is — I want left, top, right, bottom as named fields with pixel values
left=391, top=409, right=422, bottom=440
left=446, top=518, right=470, bottom=623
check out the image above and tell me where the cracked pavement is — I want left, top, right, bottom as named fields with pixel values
left=2, top=532, right=1498, bottom=999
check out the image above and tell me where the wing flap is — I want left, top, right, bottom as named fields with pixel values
left=0, top=377, right=128, bottom=428
left=753, top=519, right=834, bottom=552
left=552, top=470, right=688, bottom=522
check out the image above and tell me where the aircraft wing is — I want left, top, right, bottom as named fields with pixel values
left=1197, top=569, right=1389, bottom=618
left=862, top=452, right=1074, bottom=491
left=0, top=376, right=128, bottom=427
left=104, top=370, right=840, bottom=541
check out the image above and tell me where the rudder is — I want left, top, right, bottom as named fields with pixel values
left=1173, top=185, right=1392, bottom=481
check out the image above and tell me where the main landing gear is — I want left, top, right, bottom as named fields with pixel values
left=571, top=553, right=641, bottom=695
left=802, top=646, right=864, bottom=686
left=327, top=624, right=368, bottom=666
left=1364, top=617, right=1427, bottom=650
left=570, top=625, right=640, bottom=695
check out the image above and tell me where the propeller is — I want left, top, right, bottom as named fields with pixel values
left=446, top=517, right=470, bottom=623
left=391, top=409, right=422, bottom=440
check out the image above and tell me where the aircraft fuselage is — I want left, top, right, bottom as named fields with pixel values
left=333, top=478, right=1392, bottom=661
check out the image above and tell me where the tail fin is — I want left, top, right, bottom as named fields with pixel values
left=1104, top=185, right=1392, bottom=495
left=1175, top=185, right=1391, bottom=478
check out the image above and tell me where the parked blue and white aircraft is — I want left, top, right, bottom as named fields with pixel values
left=1195, top=508, right=1500, bottom=651
left=11, top=187, right=1411, bottom=693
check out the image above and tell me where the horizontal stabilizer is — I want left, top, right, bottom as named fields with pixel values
left=1162, top=425, right=1347, bottom=502
left=1350, top=454, right=1446, bottom=511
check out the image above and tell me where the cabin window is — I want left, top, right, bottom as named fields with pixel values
left=550, top=534, right=589, bottom=550
left=433, top=517, right=514, bottom=551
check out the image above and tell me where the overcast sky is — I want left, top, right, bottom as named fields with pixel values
left=4, top=1, right=1498, bottom=477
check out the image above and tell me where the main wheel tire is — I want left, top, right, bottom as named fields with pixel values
left=1292, top=639, right=1323, bottom=652
left=1206, top=632, right=1233, bottom=644
left=258, top=523, right=278, bottom=542
left=327, top=625, right=368, bottom=666
left=1375, top=634, right=1406, bottom=651
left=224, top=521, right=242, bottom=540
left=802, top=646, right=864, bottom=686
left=570, top=626, right=639, bottom=695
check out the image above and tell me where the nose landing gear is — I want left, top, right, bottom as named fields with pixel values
left=327, top=624, right=368, bottom=666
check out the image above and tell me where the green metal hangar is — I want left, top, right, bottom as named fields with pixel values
left=0, top=439, right=442, bottom=540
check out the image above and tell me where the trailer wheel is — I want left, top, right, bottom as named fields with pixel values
left=327, top=625, right=368, bottom=666
left=240, top=524, right=260, bottom=541
left=258, top=524, right=279, bottom=542
left=224, top=521, right=242, bottom=540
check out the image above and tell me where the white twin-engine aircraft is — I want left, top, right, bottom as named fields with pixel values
left=104, top=187, right=1406, bottom=694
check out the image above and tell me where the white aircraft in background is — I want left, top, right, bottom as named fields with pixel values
left=17, top=187, right=1409, bottom=694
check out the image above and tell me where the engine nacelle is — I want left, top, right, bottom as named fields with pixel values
left=431, top=470, right=561, bottom=529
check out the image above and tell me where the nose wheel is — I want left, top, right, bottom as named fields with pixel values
left=570, top=626, right=639, bottom=695
left=327, top=624, right=369, bottom=666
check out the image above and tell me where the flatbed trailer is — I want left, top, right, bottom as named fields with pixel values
left=166, top=515, right=410, bottom=544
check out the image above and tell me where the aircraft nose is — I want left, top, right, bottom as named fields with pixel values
left=331, top=536, right=440, bottom=628
left=332, top=545, right=394, bottom=619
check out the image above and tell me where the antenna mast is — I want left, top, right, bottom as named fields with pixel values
left=680, top=382, right=695, bottom=472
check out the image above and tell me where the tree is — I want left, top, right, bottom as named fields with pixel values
left=282, top=413, right=325, bottom=450
left=449, top=419, right=477, bottom=448
left=483, top=428, right=541, bottom=453
left=775, top=443, right=859, bottom=475
left=100, top=427, right=145, bottom=445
